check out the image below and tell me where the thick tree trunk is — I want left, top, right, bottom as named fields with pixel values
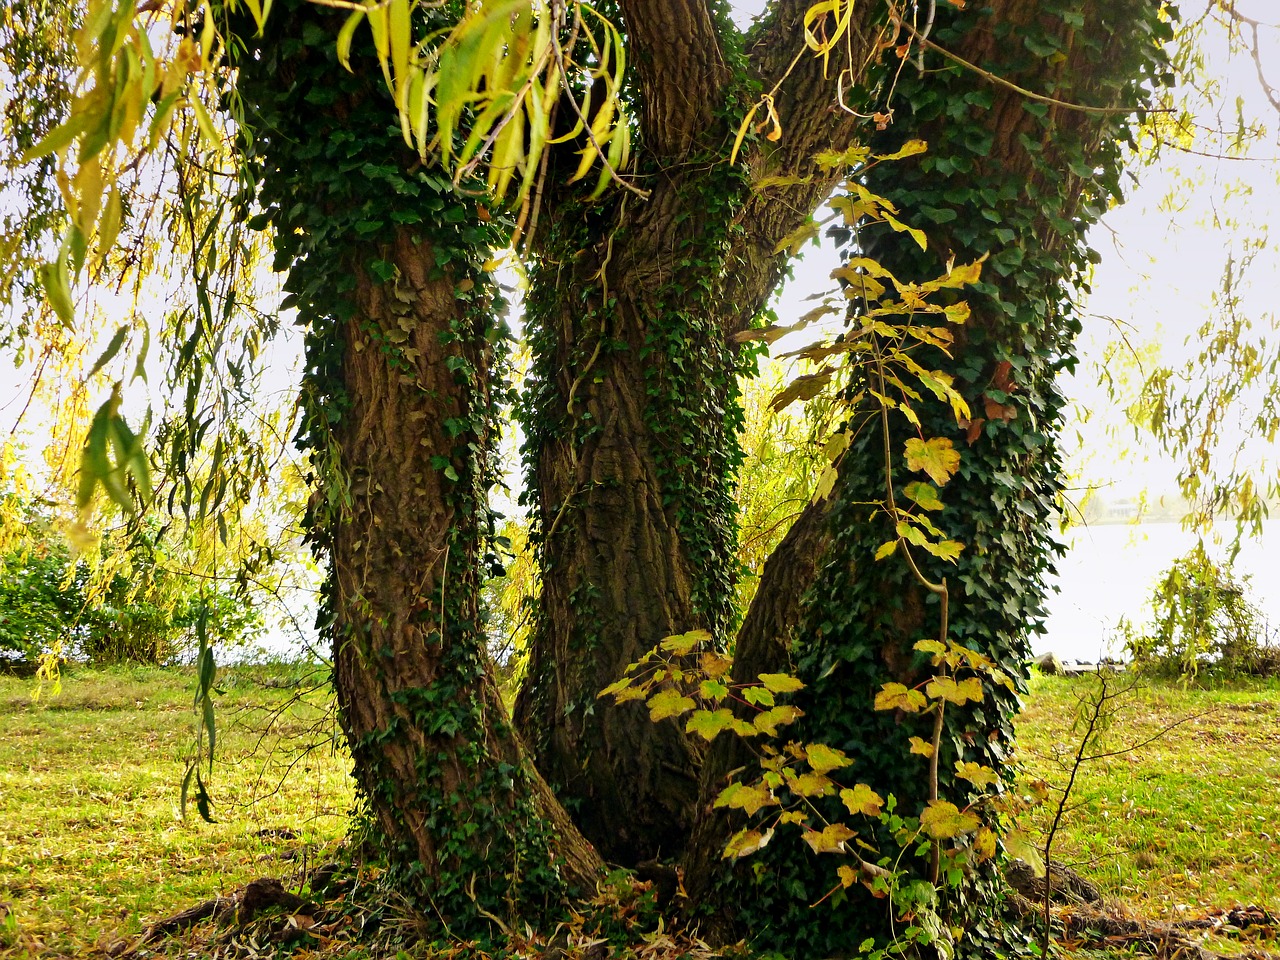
left=512, top=4, right=874, bottom=864
left=233, top=5, right=603, bottom=928
left=514, top=180, right=741, bottom=864
left=683, top=0, right=1166, bottom=951
left=329, top=234, right=602, bottom=924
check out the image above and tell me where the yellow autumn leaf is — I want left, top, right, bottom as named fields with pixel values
left=840, top=783, right=885, bottom=817
left=908, top=736, right=935, bottom=758
left=802, top=822, right=856, bottom=854
left=805, top=743, right=853, bottom=775
left=647, top=687, right=696, bottom=721
left=904, top=436, right=961, bottom=486
left=919, top=800, right=980, bottom=839
left=874, top=682, right=927, bottom=713
left=715, top=781, right=778, bottom=816
left=955, top=761, right=999, bottom=789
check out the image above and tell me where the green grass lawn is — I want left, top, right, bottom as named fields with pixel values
left=0, top=662, right=352, bottom=957
left=1016, top=674, right=1280, bottom=936
left=1, top=665, right=1277, bottom=958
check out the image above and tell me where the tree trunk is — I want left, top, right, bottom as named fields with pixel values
left=683, top=0, right=1168, bottom=952
left=329, top=234, right=601, bottom=925
left=512, top=2, right=873, bottom=863
left=233, top=5, right=603, bottom=928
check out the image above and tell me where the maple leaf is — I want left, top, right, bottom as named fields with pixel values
left=841, top=783, right=885, bottom=817
left=920, top=800, right=980, bottom=839
left=647, top=687, right=696, bottom=721
left=802, top=823, right=856, bottom=854
left=805, top=743, right=853, bottom=775
left=904, top=436, right=961, bottom=485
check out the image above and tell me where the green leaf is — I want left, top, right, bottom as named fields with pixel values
left=88, top=325, right=129, bottom=378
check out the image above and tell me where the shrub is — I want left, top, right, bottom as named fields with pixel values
left=1122, top=543, right=1279, bottom=679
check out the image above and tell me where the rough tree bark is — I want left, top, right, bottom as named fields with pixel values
left=513, top=0, right=874, bottom=865
left=683, top=1, right=1164, bottom=952
left=233, top=4, right=603, bottom=929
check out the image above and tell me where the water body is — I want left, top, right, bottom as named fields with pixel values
left=1038, top=521, right=1279, bottom=662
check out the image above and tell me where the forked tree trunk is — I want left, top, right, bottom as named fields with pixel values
left=512, top=1, right=870, bottom=864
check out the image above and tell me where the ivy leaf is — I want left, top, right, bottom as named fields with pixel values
left=840, top=783, right=885, bottom=817
left=904, top=437, right=961, bottom=486
left=805, top=743, right=853, bottom=775
left=759, top=673, right=805, bottom=693
left=874, top=682, right=927, bottom=713
left=919, top=800, right=980, bottom=839
left=908, top=736, right=935, bottom=758
left=925, top=676, right=984, bottom=705
left=801, top=822, right=856, bottom=854
left=902, top=481, right=944, bottom=511
left=661, top=629, right=712, bottom=655
left=722, top=826, right=775, bottom=859
left=754, top=705, right=803, bottom=736
left=715, top=781, right=778, bottom=816
left=686, top=708, right=736, bottom=741
left=647, top=687, right=696, bottom=721
left=955, top=761, right=1000, bottom=789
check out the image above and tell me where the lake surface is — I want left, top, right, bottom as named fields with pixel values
left=1038, top=521, right=1279, bottom=661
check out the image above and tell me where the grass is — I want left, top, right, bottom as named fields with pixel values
left=2, top=665, right=1278, bottom=958
left=0, top=661, right=352, bottom=957
left=1015, top=673, right=1280, bottom=948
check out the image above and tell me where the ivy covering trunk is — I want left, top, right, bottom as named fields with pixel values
left=223, top=0, right=1170, bottom=951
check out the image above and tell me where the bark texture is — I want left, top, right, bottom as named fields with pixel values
left=330, top=235, right=602, bottom=917
left=513, top=0, right=880, bottom=864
